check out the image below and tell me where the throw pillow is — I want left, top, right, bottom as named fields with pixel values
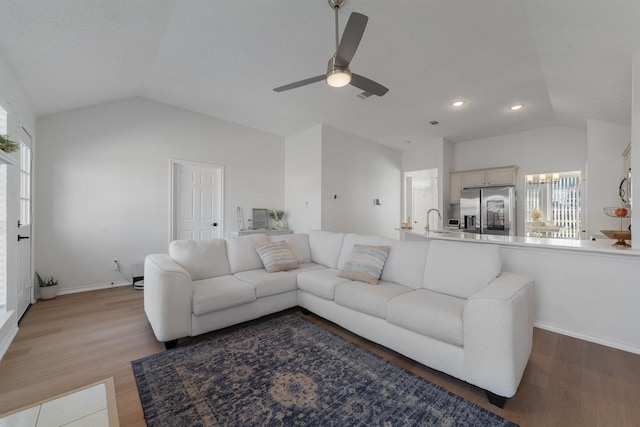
left=255, top=241, right=300, bottom=273
left=338, top=244, right=391, bottom=285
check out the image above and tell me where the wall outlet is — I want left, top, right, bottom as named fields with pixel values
left=113, top=259, right=119, bottom=271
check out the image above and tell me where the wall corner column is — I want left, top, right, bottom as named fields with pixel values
left=631, top=50, right=640, bottom=248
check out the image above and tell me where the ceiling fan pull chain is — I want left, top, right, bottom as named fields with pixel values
left=334, top=6, right=340, bottom=53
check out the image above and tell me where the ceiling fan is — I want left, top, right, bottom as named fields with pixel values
left=273, top=0, right=388, bottom=97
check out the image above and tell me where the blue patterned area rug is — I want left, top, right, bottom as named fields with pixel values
left=132, top=313, right=518, bottom=426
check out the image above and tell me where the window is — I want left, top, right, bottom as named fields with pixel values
left=525, top=171, right=581, bottom=239
left=19, top=142, right=31, bottom=227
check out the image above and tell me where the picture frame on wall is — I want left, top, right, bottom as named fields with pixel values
left=252, top=208, right=269, bottom=230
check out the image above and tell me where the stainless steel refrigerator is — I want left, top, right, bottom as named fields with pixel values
left=460, top=186, right=516, bottom=236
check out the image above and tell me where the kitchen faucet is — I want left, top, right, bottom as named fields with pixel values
left=426, top=208, right=442, bottom=233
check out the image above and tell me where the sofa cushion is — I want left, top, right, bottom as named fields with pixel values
left=192, top=276, right=256, bottom=315
left=169, top=239, right=230, bottom=281
left=335, top=280, right=412, bottom=319
left=226, top=234, right=269, bottom=274
left=337, top=244, right=390, bottom=285
left=423, top=240, right=501, bottom=299
left=268, top=233, right=311, bottom=263
left=308, top=230, right=346, bottom=268
left=386, top=289, right=465, bottom=347
left=337, top=234, right=428, bottom=290
left=381, top=240, right=429, bottom=290
left=296, top=268, right=351, bottom=300
left=255, top=241, right=300, bottom=273
left=234, top=263, right=324, bottom=298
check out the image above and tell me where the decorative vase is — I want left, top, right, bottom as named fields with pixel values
left=39, top=285, right=59, bottom=300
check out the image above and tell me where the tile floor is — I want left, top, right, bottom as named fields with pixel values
left=0, top=379, right=118, bottom=427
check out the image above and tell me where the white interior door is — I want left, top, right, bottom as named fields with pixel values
left=17, top=127, right=33, bottom=317
left=171, top=160, right=224, bottom=241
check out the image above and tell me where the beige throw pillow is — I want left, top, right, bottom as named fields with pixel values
left=338, top=244, right=391, bottom=285
left=255, top=241, right=300, bottom=273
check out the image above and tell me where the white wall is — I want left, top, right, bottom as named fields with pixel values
left=452, top=126, right=586, bottom=173
left=452, top=125, right=587, bottom=236
left=284, top=125, right=322, bottom=233
left=401, top=137, right=455, bottom=227
left=321, top=126, right=402, bottom=239
left=585, top=119, right=631, bottom=238
left=632, top=50, right=640, bottom=248
left=401, top=137, right=443, bottom=172
left=35, top=97, right=285, bottom=293
left=284, top=124, right=402, bottom=239
left=501, top=245, right=640, bottom=354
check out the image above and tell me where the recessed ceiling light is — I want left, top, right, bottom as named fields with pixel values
left=509, top=104, right=524, bottom=111
left=452, top=101, right=465, bottom=107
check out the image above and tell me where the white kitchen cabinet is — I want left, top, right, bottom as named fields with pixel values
left=485, top=167, right=516, bottom=186
left=461, top=167, right=516, bottom=188
left=450, top=173, right=463, bottom=204
left=450, top=166, right=517, bottom=203
left=461, top=170, right=487, bottom=188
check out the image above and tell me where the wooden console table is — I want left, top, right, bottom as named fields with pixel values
left=230, top=229, right=293, bottom=236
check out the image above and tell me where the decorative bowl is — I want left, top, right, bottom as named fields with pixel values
left=600, top=229, right=631, bottom=247
left=603, top=207, right=631, bottom=218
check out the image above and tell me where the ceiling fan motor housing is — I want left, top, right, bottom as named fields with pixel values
left=328, top=0, right=346, bottom=9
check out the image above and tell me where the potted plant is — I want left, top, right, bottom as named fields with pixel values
left=268, top=210, right=286, bottom=230
left=36, top=272, right=59, bottom=300
left=0, top=134, right=19, bottom=153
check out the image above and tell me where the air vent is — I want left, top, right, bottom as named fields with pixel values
left=357, top=91, right=374, bottom=99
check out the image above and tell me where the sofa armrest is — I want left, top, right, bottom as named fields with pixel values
left=144, top=254, right=193, bottom=343
left=463, top=272, right=535, bottom=397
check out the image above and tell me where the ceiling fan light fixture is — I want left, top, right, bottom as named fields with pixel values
left=326, top=68, right=352, bottom=87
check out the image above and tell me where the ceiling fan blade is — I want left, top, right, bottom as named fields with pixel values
left=350, top=73, right=389, bottom=97
left=335, top=12, right=368, bottom=67
left=273, top=75, right=326, bottom=92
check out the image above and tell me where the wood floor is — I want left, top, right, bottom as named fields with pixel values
left=0, top=287, right=639, bottom=426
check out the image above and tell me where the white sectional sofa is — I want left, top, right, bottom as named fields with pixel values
left=144, top=230, right=535, bottom=407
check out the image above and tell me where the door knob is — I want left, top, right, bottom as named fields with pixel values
left=17, top=235, right=30, bottom=241
left=211, top=222, right=218, bottom=227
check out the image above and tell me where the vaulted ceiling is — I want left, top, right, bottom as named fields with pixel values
left=1, top=0, right=639, bottom=150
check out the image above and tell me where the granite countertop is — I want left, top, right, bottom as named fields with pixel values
left=398, top=228, right=640, bottom=258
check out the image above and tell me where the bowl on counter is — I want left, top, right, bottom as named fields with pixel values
left=600, top=229, right=631, bottom=247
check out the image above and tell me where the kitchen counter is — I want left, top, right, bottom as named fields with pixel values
left=398, top=228, right=639, bottom=258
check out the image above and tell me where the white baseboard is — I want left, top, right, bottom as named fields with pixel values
left=534, top=321, right=640, bottom=356
left=56, top=280, right=131, bottom=296
left=0, top=310, right=19, bottom=362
